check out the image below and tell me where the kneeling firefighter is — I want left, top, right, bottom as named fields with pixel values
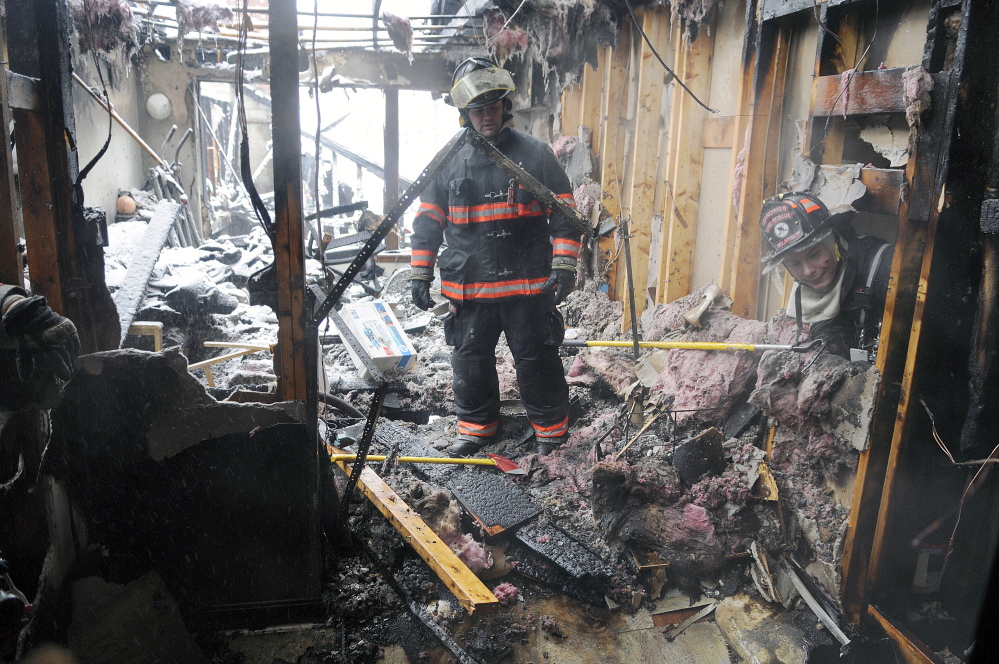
left=409, top=57, right=581, bottom=457
left=759, top=193, right=894, bottom=360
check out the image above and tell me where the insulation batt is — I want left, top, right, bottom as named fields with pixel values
left=647, top=290, right=800, bottom=423
left=903, top=65, right=934, bottom=128
left=67, top=0, right=139, bottom=59
left=485, top=12, right=529, bottom=65
left=571, top=349, right=636, bottom=395
left=413, top=490, right=494, bottom=574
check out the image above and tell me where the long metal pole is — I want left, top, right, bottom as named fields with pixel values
left=620, top=218, right=641, bottom=359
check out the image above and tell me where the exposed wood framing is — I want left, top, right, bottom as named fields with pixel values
left=618, top=8, right=669, bottom=328
left=7, top=0, right=118, bottom=353
left=727, top=19, right=791, bottom=319
left=658, top=28, right=715, bottom=304
left=560, top=82, right=582, bottom=137
left=579, top=59, right=603, bottom=147
left=384, top=88, right=399, bottom=249
left=867, top=605, right=946, bottom=664
left=595, top=29, right=632, bottom=287
left=0, top=17, right=23, bottom=285
left=330, top=449, right=500, bottom=615
left=270, top=0, right=310, bottom=402
left=717, top=0, right=759, bottom=292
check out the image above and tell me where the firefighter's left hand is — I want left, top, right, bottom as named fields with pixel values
left=1, top=296, right=80, bottom=381
left=542, top=269, right=575, bottom=305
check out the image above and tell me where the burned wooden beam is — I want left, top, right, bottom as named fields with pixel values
left=0, top=24, right=22, bottom=284
left=812, top=69, right=906, bottom=117
left=7, top=0, right=118, bottom=353
left=269, top=0, right=311, bottom=403
left=113, top=201, right=182, bottom=346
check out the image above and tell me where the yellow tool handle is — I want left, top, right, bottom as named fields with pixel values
left=574, top=340, right=763, bottom=351
left=330, top=454, right=497, bottom=466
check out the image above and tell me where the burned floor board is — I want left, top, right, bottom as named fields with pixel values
left=372, top=422, right=540, bottom=535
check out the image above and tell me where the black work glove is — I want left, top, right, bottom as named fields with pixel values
left=1, top=296, right=80, bottom=381
left=542, top=269, right=576, bottom=305
left=410, top=280, right=436, bottom=311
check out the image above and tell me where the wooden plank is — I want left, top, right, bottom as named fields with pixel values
left=8, top=0, right=119, bottom=352
left=270, top=0, right=310, bottom=402
left=813, top=69, right=906, bottom=117
left=579, top=59, right=602, bottom=146
left=5, top=71, right=40, bottom=111
left=0, top=22, right=23, bottom=285
left=867, top=605, right=947, bottom=664
left=728, top=20, right=792, bottom=319
left=717, top=1, right=758, bottom=292
left=618, top=8, right=668, bottom=329
left=112, top=201, right=181, bottom=345
left=560, top=82, right=582, bottom=137
left=330, top=448, right=500, bottom=615
left=660, top=27, right=715, bottom=304
left=596, top=33, right=632, bottom=289
left=701, top=116, right=733, bottom=148
left=598, top=33, right=631, bottom=222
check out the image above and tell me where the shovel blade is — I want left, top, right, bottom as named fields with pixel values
left=486, top=453, right=526, bottom=475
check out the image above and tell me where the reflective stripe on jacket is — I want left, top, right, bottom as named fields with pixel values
left=410, top=128, right=580, bottom=302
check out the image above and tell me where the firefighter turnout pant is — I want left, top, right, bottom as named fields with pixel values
left=444, top=296, right=570, bottom=441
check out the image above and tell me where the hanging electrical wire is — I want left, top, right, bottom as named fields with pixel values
left=235, top=0, right=275, bottom=243
left=75, top=53, right=114, bottom=187
left=311, top=0, right=326, bottom=275
left=621, top=0, right=717, bottom=114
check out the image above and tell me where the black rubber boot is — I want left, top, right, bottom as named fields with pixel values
left=534, top=434, right=568, bottom=456
left=448, top=434, right=493, bottom=457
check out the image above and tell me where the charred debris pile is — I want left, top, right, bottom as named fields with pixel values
left=80, top=178, right=876, bottom=659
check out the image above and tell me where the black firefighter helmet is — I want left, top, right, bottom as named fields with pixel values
left=759, top=193, right=853, bottom=269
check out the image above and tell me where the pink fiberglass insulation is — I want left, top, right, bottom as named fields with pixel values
left=573, top=183, right=596, bottom=219
left=651, top=314, right=768, bottom=423
left=689, top=467, right=750, bottom=510
left=413, top=490, right=493, bottom=574
left=446, top=533, right=494, bottom=574
left=561, top=285, right=625, bottom=341
left=493, top=582, right=519, bottom=606
left=577, top=349, right=637, bottom=395
left=552, top=135, right=578, bottom=161
left=566, top=355, right=598, bottom=387
left=903, top=65, right=934, bottom=128
left=485, top=12, right=529, bottom=65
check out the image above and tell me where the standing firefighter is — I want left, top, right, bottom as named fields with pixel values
left=759, top=193, right=893, bottom=359
left=410, top=58, right=581, bottom=457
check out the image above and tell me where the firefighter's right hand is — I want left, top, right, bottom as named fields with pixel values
left=411, top=280, right=436, bottom=311
left=1, top=295, right=80, bottom=382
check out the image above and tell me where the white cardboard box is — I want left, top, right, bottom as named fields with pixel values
left=338, top=301, right=418, bottom=379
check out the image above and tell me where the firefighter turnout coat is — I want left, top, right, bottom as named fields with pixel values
left=409, top=128, right=581, bottom=301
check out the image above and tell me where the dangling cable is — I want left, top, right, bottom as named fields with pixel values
left=312, top=0, right=326, bottom=273
left=235, top=0, right=274, bottom=243
left=75, top=53, right=113, bottom=186
left=622, top=0, right=717, bottom=114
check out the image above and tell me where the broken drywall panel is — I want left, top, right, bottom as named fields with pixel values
left=813, top=164, right=868, bottom=210
left=860, top=122, right=909, bottom=167
left=823, top=368, right=880, bottom=452
left=882, top=0, right=933, bottom=69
